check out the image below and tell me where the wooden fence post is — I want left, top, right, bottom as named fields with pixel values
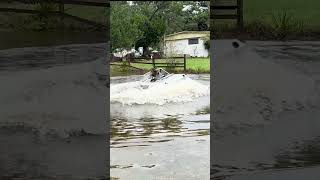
left=152, top=56, right=155, bottom=68
left=183, top=54, right=186, bottom=72
left=59, top=0, right=65, bottom=28
left=128, top=55, right=131, bottom=66
left=237, top=0, right=243, bottom=29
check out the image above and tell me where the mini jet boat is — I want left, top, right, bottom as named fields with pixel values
left=141, top=68, right=186, bottom=82
left=110, top=68, right=209, bottom=105
left=111, top=68, right=189, bottom=92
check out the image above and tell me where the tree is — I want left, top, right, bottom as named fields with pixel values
left=131, top=1, right=168, bottom=56
left=181, top=1, right=209, bottom=31
left=110, top=1, right=209, bottom=54
left=110, top=2, right=145, bottom=52
left=135, top=16, right=166, bottom=56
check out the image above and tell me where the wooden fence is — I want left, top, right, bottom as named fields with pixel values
left=0, top=0, right=109, bottom=30
left=211, top=0, right=243, bottom=29
left=111, top=54, right=187, bottom=72
left=132, top=55, right=187, bottom=71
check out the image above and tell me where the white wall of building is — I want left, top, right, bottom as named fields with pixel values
left=164, top=38, right=208, bottom=57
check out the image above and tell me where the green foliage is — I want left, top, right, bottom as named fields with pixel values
left=181, top=1, right=209, bottom=31
left=110, top=2, right=145, bottom=51
left=111, top=1, right=209, bottom=53
left=135, top=16, right=166, bottom=55
left=132, top=2, right=168, bottom=55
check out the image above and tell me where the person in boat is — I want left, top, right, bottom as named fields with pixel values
left=150, top=68, right=168, bottom=82
left=150, top=68, right=159, bottom=82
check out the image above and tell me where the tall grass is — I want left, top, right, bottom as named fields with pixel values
left=213, top=11, right=305, bottom=40
left=30, top=2, right=60, bottom=31
left=270, top=11, right=304, bottom=40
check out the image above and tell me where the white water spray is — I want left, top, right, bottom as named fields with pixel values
left=111, top=74, right=209, bottom=105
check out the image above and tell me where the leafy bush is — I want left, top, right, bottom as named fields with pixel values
left=30, top=2, right=59, bottom=31
left=243, top=11, right=304, bottom=40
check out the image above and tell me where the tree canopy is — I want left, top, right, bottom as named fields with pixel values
left=110, top=1, right=209, bottom=54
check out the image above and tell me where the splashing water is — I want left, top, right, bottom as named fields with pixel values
left=111, top=74, right=210, bottom=105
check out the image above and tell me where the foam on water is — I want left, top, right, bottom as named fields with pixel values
left=111, top=75, right=210, bottom=105
left=0, top=59, right=108, bottom=136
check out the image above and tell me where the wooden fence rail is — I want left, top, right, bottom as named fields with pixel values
left=7, top=0, right=110, bottom=7
left=129, top=54, right=187, bottom=71
left=211, top=0, right=243, bottom=29
left=0, top=0, right=109, bottom=29
left=133, top=54, right=187, bottom=71
left=110, top=54, right=187, bottom=71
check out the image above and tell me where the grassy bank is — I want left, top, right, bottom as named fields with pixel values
left=0, top=2, right=107, bottom=31
left=110, top=57, right=210, bottom=77
left=212, top=0, right=320, bottom=40
left=244, top=0, right=320, bottom=28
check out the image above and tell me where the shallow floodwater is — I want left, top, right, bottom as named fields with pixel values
left=110, top=74, right=210, bottom=180
left=0, top=31, right=107, bottom=50
left=212, top=40, right=320, bottom=180
left=0, top=43, right=108, bottom=179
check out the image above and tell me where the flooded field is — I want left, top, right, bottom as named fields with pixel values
left=212, top=40, right=320, bottom=180
left=2, top=39, right=320, bottom=179
left=110, top=74, right=210, bottom=180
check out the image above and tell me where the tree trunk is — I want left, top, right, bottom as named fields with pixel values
left=143, top=46, right=150, bottom=58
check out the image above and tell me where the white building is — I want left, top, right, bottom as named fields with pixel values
left=164, top=31, right=210, bottom=57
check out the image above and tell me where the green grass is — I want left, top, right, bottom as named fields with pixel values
left=64, top=5, right=107, bottom=24
left=213, top=0, right=320, bottom=39
left=186, top=58, right=210, bottom=72
left=110, top=65, right=144, bottom=77
left=244, top=0, right=320, bottom=29
left=111, top=57, right=210, bottom=76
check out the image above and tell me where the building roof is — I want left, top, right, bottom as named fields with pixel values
left=164, top=31, right=210, bottom=41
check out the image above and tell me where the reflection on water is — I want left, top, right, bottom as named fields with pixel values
left=111, top=110, right=210, bottom=148
left=0, top=31, right=107, bottom=50
left=212, top=136, right=320, bottom=180
left=110, top=74, right=210, bottom=179
left=211, top=41, right=320, bottom=180
left=273, top=136, right=320, bottom=169
left=251, top=42, right=320, bottom=63
left=111, top=116, right=184, bottom=139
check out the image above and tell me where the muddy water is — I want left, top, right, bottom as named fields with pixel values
left=0, top=43, right=108, bottom=179
left=212, top=40, right=320, bottom=180
left=0, top=31, right=107, bottom=50
left=110, top=74, right=210, bottom=180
